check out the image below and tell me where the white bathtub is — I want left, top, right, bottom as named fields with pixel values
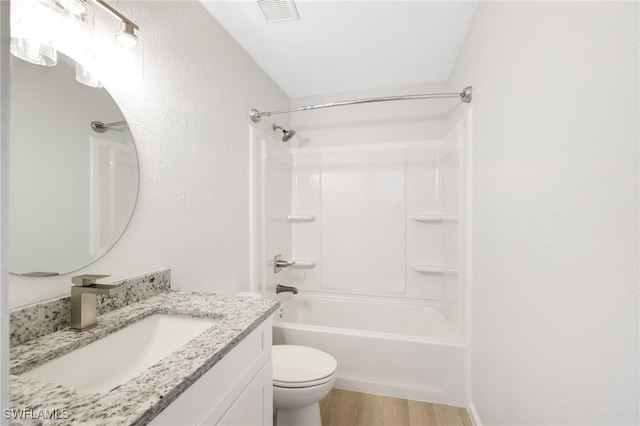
left=272, top=294, right=465, bottom=406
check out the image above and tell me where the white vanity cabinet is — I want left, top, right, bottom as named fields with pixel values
left=150, top=315, right=274, bottom=426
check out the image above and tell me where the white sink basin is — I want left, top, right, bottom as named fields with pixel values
left=21, top=314, right=219, bottom=393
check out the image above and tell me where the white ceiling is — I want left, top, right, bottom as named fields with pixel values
left=200, top=1, right=477, bottom=98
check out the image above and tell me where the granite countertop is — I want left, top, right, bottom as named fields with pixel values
left=9, top=291, right=279, bottom=425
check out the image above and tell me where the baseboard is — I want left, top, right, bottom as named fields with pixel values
left=333, top=377, right=465, bottom=408
left=468, top=401, right=482, bottom=426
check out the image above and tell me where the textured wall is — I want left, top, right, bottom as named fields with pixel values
left=9, top=1, right=290, bottom=307
left=448, top=2, right=639, bottom=424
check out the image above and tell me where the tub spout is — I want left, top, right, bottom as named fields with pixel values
left=276, top=284, right=298, bottom=295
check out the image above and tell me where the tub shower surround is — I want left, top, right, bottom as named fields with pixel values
left=254, top=109, right=470, bottom=405
left=10, top=291, right=279, bottom=425
left=9, top=270, right=171, bottom=346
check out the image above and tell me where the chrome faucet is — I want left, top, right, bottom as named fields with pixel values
left=71, top=274, right=123, bottom=331
left=276, top=284, right=298, bottom=295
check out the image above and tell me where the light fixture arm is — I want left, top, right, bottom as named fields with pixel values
left=91, top=0, right=139, bottom=31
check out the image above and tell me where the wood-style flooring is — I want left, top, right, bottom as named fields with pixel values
left=319, top=388, right=472, bottom=426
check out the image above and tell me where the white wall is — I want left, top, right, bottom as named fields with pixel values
left=448, top=2, right=639, bottom=425
left=8, top=1, right=290, bottom=307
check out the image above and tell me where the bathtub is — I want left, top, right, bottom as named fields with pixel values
left=272, top=294, right=465, bottom=406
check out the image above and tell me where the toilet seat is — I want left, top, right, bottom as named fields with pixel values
left=273, top=345, right=337, bottom=389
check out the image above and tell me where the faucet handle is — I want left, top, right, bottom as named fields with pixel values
left=72, top=274, right=111, bottom=287
left=273, top=254, right=296, bottom=273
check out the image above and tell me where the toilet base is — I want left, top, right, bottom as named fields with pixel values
left=275, top=402, right=321, bottom=426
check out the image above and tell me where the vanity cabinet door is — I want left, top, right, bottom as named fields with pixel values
left=212, top=360, right=272, bottom=426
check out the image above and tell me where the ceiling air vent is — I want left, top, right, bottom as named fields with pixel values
left=257, top=0, right=300, bottom=23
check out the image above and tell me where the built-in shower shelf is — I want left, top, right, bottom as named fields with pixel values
left=287, top=214, right=317, bottom=223
left=411, top=214, right=458, bottom=223
left=411, top=264, right=458, bottom=275
left=291, top=259, right=316, bottom=268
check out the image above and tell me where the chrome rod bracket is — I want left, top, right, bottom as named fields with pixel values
left=250, top=109, right=263, bottom=122
left=461, top=86, right=473, bottom=103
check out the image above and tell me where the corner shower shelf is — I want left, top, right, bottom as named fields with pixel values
left=411, top=264, right=458, bottom=275
left=411, top=214, right=458, bottom=223
left=291, top=259, right=316, bottom=268
left=287, top=214, right=317, bottom=223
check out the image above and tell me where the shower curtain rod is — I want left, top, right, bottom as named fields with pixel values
left=249, top=86, right=472, bottom=122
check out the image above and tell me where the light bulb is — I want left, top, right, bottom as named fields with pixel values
left=49, top=0, right=95, bottom=67
left=57, top=0, right=87, bottom=16
left=115, top=32, right=137, bottom=48
left=115, top=22, right=138, bottom=48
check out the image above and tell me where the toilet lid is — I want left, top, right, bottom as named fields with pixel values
left=273, top=345, right=337, bottom=387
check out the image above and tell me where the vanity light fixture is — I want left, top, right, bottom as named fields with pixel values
left=50, top=0, right=96, bottom=67
left=9, top=0, right=65, bottom=66
left=93, top=0, right=141, bottom=48
left=9, top=0, right=142, bottom=87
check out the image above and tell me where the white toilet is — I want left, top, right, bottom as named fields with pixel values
left=272, top=345, right=337, bottom=426
left=235, top=292, right=337, bottom=426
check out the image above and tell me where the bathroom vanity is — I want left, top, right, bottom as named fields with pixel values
left=9, top=291, right=279, bottom=425
left=150, top=315, right=273, bottom=425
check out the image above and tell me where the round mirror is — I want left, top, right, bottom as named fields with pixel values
left=9, top=53, right=139, bottom=276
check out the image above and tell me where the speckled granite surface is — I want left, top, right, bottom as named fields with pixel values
left=10, top=270, right=172, bottom=346
left=9, top=291, right=279, bottom=425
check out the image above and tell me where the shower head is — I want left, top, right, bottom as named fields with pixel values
left=273, top=124, right=296, bottom=142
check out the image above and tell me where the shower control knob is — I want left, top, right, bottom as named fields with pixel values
left=273, top=254, right=296, bottom=273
